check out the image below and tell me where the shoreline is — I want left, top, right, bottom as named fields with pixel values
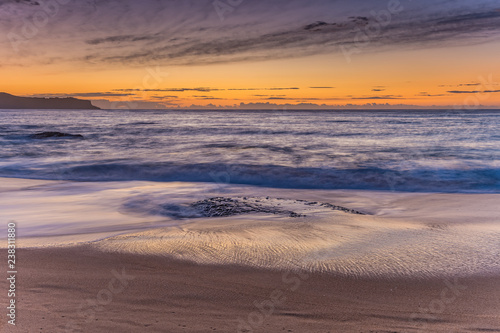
left=1, top=177, right=500, bottom=278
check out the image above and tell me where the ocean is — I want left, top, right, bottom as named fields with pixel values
left=0, top=109, right=499, bottom=192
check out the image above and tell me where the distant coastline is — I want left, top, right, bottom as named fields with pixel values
left=0, top=92, right=99, bottom=110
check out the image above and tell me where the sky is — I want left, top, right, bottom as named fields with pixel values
left=1, top=0, right=500, bottom=109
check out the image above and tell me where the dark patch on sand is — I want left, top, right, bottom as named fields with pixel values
left=190, top=197, right=304, bottom=218
left=187, top=196, right=365, bottom=218
left=124, top=195, right=366, bottom=219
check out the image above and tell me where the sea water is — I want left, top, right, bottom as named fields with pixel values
left=0, top=109, right=499, bottom=192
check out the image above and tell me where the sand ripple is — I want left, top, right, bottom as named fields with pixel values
left=94, top=209, right=500, bottom=278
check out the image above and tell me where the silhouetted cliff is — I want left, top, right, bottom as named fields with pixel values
left=0, top=93, right=100, bottom=110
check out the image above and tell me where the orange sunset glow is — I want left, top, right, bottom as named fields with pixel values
left=1, top=0, right=500, bottom=109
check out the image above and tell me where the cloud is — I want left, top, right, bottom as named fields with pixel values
left=113, top=87, right=299, bottom=92
left=417, top=92, right=450, bottom=97
left=227, top=87, right=299, bottom=91
left=86, top=15, right=376, bottom=65
left=439, top=82, right=493, bottom=87
left=181, top=101, right=486, bottom=110
left=350, top=95, right=403, bottom=100
left=1, top=0, right=39, bottom=6
left=371, top=88, right=385, bottom=92
left=436, top=10, right=500, bottom=25
left=86, top=34, right=160, bottom=45
left=191, top=95, right=225, bottom=99
left=114, top=88, right=223, bottom=92
left=458, top=83, right=482, bottom=87
left=255, top=95, right=409, bottom=101
left=72, top=92, right=134, bottom=97
left=253, top=94, right=287, bottom=97
left=309, top=86, right=334, bottom=89
left=447, top=89, right=500, bottom=94
left=27, top=92, right=134, bottom=98
left=150, top=95, right=178, bottom=99
left=84, top=4, right=500, bottom=66
left=4, top=0, right=500, bottom=68
left=303, top=21, right=329, bottom=31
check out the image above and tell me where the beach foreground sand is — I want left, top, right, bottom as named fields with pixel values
left=1, top=178, right=499, bottom=332
left=0, top=246, right=499, bottom=333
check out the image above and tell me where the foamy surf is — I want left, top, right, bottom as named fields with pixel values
left=1, top=109, right=499, bottom=192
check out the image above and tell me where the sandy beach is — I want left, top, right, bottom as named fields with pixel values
left=1, top=178, right=499, bottom=332
left=1, top=246, right=499, bottom=333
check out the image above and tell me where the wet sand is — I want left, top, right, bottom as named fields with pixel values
left=1, top=246, right=500, bottom=333
left=1, top=178, right=499, bottom=332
